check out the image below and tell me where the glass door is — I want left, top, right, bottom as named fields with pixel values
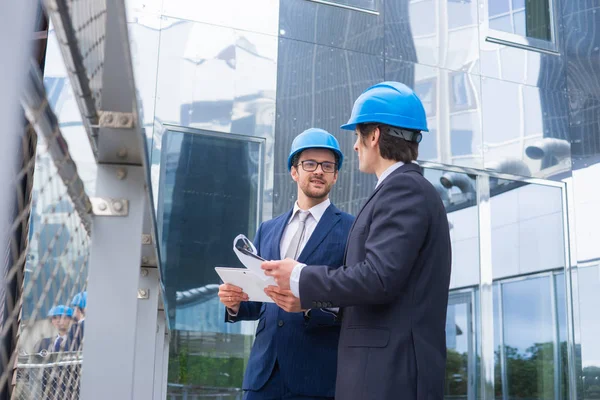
left=446, top=290, right=476, bottom=400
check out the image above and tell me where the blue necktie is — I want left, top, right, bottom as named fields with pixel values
left=54, top=337, right=63, bottom=352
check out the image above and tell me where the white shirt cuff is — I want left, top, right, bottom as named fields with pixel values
left=290, top=263, right=306, bottom=298
left=226, top=308, right=238, bottom=317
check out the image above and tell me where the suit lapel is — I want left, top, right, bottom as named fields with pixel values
left=272, top=208, right=293, bottom=260
left=343, top=163, right=423, bottom=261
left=297, top=204, right=341, bottom=262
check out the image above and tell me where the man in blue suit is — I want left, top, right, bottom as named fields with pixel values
left=219, top=128, right=354, bottom=400
left=36, top=305, right=74, bottom=354
left=263, top=82, right=452, bottom=400
left=35, top=305, right=75, bottom=399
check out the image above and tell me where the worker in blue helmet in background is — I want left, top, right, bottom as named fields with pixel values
left=36, top=305, right=74, bottom=354
left=69, top=291, right=86, bottom=350
left=263, top=82, right=452, bottom=400
left=36, top=305, right=75, bottom=399
left=219, top=128, right=354, bottom=400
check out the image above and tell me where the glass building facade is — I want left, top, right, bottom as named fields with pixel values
left=40, top=0, right=600, bottom=398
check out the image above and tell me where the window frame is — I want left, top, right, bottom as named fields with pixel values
left=482, top=0, right=560, bottom=54
left=303, top=0, right=379, bottom=15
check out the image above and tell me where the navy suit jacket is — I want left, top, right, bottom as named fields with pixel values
left=226, top=203, right=354, bottom=397
left=36, top=337, right=54, bottom=353
left=68, top=320, right=85, bottom=350
left=36, top=335, right=73, bottom=353
left=300, top=164, right=452, bottom=400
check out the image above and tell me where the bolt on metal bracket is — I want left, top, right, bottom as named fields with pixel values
left=98, top=111, right=135, bottom=129
left=90, top=197, right=129, bottom=216
left=141, top=234, right=153, bottom=245
left=138, top=289, right=149, bottom=299
left=141, top=256, right=157, bottom=267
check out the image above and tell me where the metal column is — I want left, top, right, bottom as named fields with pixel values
left=80, top=166, right=145, bottom=399
left=162, top=333, right=170, bottom=400
left=477, top=175, right=495, bottom=400
left=80, top=0, right=158, bottom=395
left=153, top=311, right=167, bottom=400
left=133, top=267, right=160, bottom=399
left=0, top=1, right=36, bottom=398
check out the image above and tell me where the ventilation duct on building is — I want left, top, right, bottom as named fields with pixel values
left=525, top=138, right=570, bottom=161
left=440, top=172, right=475, bottom=194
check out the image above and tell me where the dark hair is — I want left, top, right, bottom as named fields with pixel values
left=291, top=149, right=340, bottom=169
left=357, top=123, right=419, bottom=163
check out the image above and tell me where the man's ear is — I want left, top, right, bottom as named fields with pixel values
left=370, top=126, right=380, bottom=148
left=291, top=166, right=299, bottom=183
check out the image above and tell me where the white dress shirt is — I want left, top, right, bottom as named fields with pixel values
left=280, top=198, right=330, bottom=259
left=228, top=199, right=331, bottom=316
left=375, top=161, right=404, bottom=189
left=290, top=162, right=405, bottom=300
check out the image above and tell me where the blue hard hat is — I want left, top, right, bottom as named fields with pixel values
left=48, top=305, right=74, bottom=318
left=71, top=291, right=87, bottom=309
left=341, top=81, right=429, bottom=132
left=287, top=128, right=344, bottom=171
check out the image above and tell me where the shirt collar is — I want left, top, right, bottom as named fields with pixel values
left=289, top=198, right=331, bottom=225
left=375, top=161, right=404, bottom=189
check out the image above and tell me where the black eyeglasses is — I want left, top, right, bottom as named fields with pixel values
left=297, top=160, right=337, bottom=173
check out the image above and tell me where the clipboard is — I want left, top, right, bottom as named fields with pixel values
left=215, top=267, right=274, bottom=303
left=233, top=234, right=271, bottom=280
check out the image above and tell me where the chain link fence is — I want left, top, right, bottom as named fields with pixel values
left=0, top=55, right=94, bottom=400
left=7, top=114, right=91, bottom=400
left=0, top=0, right=112, bottom=396
left=42, top=0, right=108, bottom=158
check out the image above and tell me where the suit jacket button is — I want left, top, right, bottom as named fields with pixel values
left=278, top=320, right=284, bottom=327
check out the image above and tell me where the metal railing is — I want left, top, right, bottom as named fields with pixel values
left=42, top=0, right=108, bottom=158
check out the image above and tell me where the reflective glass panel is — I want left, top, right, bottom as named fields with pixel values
left=577, top=265, right=600, bottom=399
left=423, top=168, right=479, bottom=400
left=446, top=292, right=477, bottom=400
left=490, top=178, right=570, bottom=400
left=501, top=276, right=555, bottom=399
left=159, top=127, right=264, bottom=396
left=490, top=179, right=564, bottom=278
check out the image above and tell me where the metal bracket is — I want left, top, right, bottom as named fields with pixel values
left=138, top=289, right=149, bottom=299
left=90, top=197, right=129, bottom=216
left=141, top=234, right=153, bottom=245
left=141, top=256, right=157, bottom=267
left=98, top=111, right=135, bottom=129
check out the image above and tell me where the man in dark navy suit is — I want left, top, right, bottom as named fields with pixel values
left=219, top=128, right=354, bottom=400
left=35, top=305, right=75, bottom=400
left=263, top=82, right=452, bottom=400
left=36, top=305, right=74, bottom=354
left=68, top=291, right=86, bottom=351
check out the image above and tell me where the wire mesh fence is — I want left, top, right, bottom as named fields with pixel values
left=8, top=122, right=91, bottom=399
left=42, top=0, right=108, bottom=158
left=0, top=61, right=92, bottom=397
left=13, top=355, right=82, bottom=400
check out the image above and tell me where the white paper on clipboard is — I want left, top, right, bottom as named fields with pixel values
left=215, top=267, right=274, bottom=303
left=233, top=234, right=276, bottom=285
